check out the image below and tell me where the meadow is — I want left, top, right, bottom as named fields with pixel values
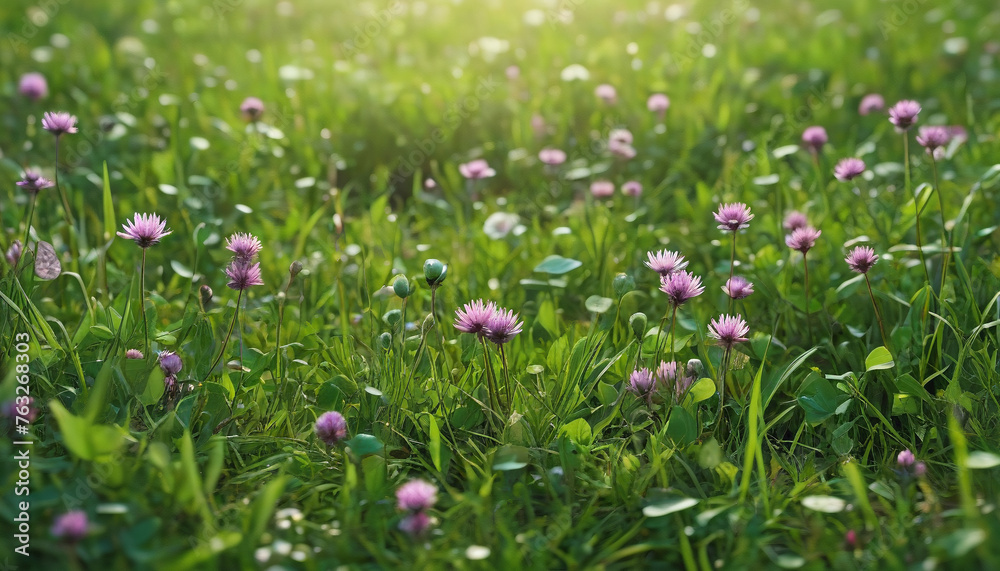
left=2, top=0, right=1000, bottom=568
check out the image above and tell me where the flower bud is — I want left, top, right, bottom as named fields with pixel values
left=393, top=275, right=411, bottom=298
left=200, top=284, right=213, bottom=307
left=383, top=309, right=402, bottom=328
left=421, top=313, right=435, bottom=334
left=289, top=260, right=303, bottom=279
left=423, top=258, right=447, bottom=287
left=629, top=312, right=647, bottom=339
left=378, top=331, right=393, bottom=350
left=613, top=272, right=634, bottom=299
left=686, top=358, right=704, bottom=377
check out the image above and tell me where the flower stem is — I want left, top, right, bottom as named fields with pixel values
left=864, top=273, right=889, bottom=349
left=669, top=304, right=678, bottom=366
left=931, top=158, right=950, bottom=295
left=140, top=248, right=149, bottom=354
left=14, top=194, right=37, bottom=276
left=803, top=252, right=811, bottom=345
left=205, top=289, right=244, bottom=382
left=727, top=232, right=737, bottom=313
left=904, top=134, right=930, bottom=284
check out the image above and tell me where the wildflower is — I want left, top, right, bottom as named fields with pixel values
left=723, top=276, right=754, bottom=299
left=51, top=511, right=89, bottom=542
left=595, top=83, right=617, bottom=104
left=1, top=397, right=37, bottom=424
left=16, top=171, right=55, bottom=194
left=423, top=258, right=447, bottom=287
left=609, top=129, right=633, bottom=146
left=396, top=479, right=438, bottom=512
left=484, top=307, right=523, bottom=345
left=845, top=246, right=879, bottom=274
left=783, top=211, right=809, bottom=231
left=424, top=178, right=437, bottom=189
left=647, top=93, right=670, bottom=116
left=655, top=360, right=695, bottom=400
left=833, top=158, right=866, bottom=181
left=659, top=270, right=705, bottom=307
left=5, top=240, right=22, bottom=267
left=590, top=181, right=615, bottom=198
left=858, top=94, right=885, bottom=115
left=645, top=250, right=688, bottom=277
left=627, top=368, right=655, bottom=400
left=125, top=349, right=144, bottom=359
left=708, top=314, right=750, bottom=349
left=454, top=299, right=498, bottom=337
left=158, top=351, right=183, bottom=376
left=225, top=261, right=264, bottom=291
left=459, top=159, right=496, bottom=180
left=916, top=126, right=950, bottom=153
left=41, top=111, right=78, bottom=136
left=888, top=100, right=921, bottom=131
left=622, top=180, right=643, bottom=197
left=18, top=72, right=48, bottom=100
left=483, top=212, right=519, bottom=239
left=398, top=511, right=432, bottom=536
left=713, top=202, right=754, bottom=232
left=505, top=65, right=520, bottom=80
left=240, top=96, right=265, bottom=121
left=538, top=148, right=567, bottom=166
left=116, top=213, right=172, bottom=248
left=225, top=232, right=263, bottom=261
left=785, top=226, right=821, bottom=254
left=897, top=449, right=915, bottom=467
left=315, top=411, right=348, bottom=446
left=801, top=126, right=828, bottom=153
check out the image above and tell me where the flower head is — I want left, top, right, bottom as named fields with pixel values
left=785, top=226, right=821, bottom=254
left=16, top=170, right=55, bottom=194
left=834, top=158, right=866, bottom=182
left=158, top=351, right=183, bottom=376
left=398, top=511, right=432, bottom=536
left=225, top=261, right=264, bottom=290
left=783, top=211, right=809, bottom=231
left=897, top=449, right=915, bottom=467
left=595, top=83, right=617, bottom=104
left=723, top=276, right=755, bottom=300
left=51, top=511, right=89, bottom=542
left=459, top=159, right=496, bottom=180
left=2, top=397, right=37, bottom=424
left=713, top=202, right=754, bottom=232
left=655, top=361, right=695, bottom=400
left=845, top=246, right=878, bottom=274
left=454, top=299, right=498, bottom=337
left=505, top=65, right=520, bottom=80
left=117, top=213, right=172, bottom=248
left=125, top=349, right=144, bottom=359
left=484, top=307, right=523, bottom=345
left=396, top=479, right=438, bottom=512
left=647, top=93, right=670, bottom=114
left=538, top=148, right=567, bottom=166
left=659, top=270, right=705, bottom=307
left=5, top=240, right=23, bottom=267
left=315, top=411, right=348, bottom=446
left=622, top=180, right=643, bottom=197
left=888, top=100, right=921, bottom=131
left=483, top=212, right=520, bottom=239
left=627, top=368, right=655, bottom=400
left=609, top=129, right=633, bottom=146
left=916, top=126, right=950, bottom=153
left=858, top=94, right=885, bottom=115
left=801, top=126, right=828, bottom=153
left=225, top=232, right=263, bottom=262
left=708, top=314, right=750, bottom=349
left=240, top=96, right=265, bottom=121
left=590, top=180, right=615, bottom=198
left=18, top=72, right=48, bottom=100
left=42, top=111, right=78, bottom=136
left=644, top=250, right=688, bottom=277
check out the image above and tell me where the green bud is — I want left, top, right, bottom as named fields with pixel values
left=383, top=309, right=402, bottom=328
left=392, top=275, right=410, bottom=298
left=378, top=332, right=393, bottom=350
left=421, top=313, right=435, bottom=334
left=289, top=260, right=304, bottom=279
left=613, top=272, right=635, bottom=299
left=629, top=312, right=647, bottom=340
left=423, top=258, right=448, bottom=287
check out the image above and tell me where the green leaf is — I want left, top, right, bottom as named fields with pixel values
left=559, top=418, right=593, bottom=446
left=585, top=295, right=614, bottom=314
left=965, top=451, right=1000, bottom=469
left=49, top=401, right=124, bottom=461
left=893, top=373, right=931, bottom=403
left=533, top=255, right=582, bottom=275
left=932, top=528, right=986, bottom=558
left=424, top=413, right=443, bottom=472
left=865, top=346, right=894, bottom=371
left=797, top=378, right=850, bottom=424
left=642, top=495, right=699, bottom=517
left=687, top=377, right=716, bottom=404
left=346, top=434, right=384, bottom=457
left=665, top=406, right=698, bottom=446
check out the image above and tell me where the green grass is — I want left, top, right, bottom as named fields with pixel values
left=2, top=0, right=1000, bottom=568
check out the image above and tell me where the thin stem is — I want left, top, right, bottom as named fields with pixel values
left=803, top=252, right=811, bottom=345
left=204, top=289, right=244, bottom=382
left=140, top=249, right=149, bottom=354
left=54, top=138, right=76, bottom=237
left=864, top=273, right=889, bottom=350
left=13, top=194, right=37, bottom=276
left=904, top=134, right=930, bottom=284
left=499, top=343, right=513, bottom=410
left=931, top=158, right=950, bottom=295
left=727, top=232, right=737, bottom=313
left=669, top=304, right=679, bottom=366
left=480, top=337, right=500, bottom=416
left=716, top=346, right=732, bottom=439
